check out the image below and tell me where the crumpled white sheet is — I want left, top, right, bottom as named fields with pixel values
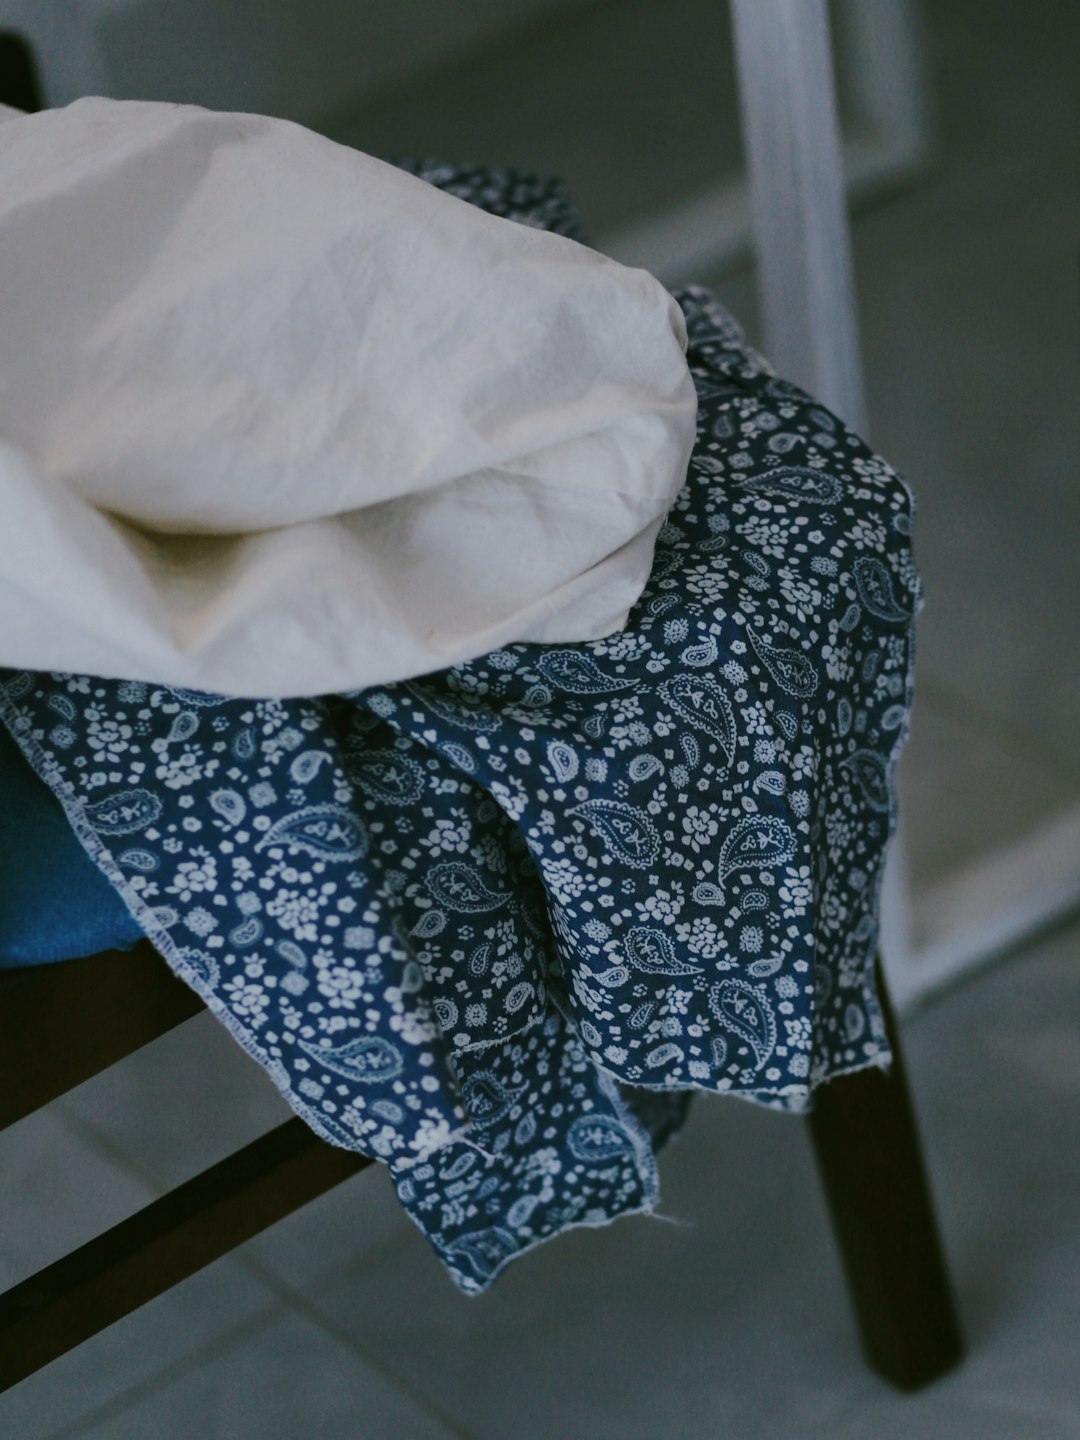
left=0, top=98, right=696, bottom=699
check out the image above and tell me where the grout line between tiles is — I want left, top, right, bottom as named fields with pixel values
left=38, top=1299, right=286, bottom=1440
left=232, top=1234, right=479, bottom=1440
left=40, top=1103, right=474, bottom=1440
left=52, top=1106, right=172, bottom=1200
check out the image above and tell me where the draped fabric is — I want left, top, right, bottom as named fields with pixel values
left=0, top=164, right=919, bottom=1292
left=0, top=104, right=696, bottom=698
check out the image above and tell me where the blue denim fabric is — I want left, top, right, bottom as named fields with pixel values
left=0, top=719, right=142, bottom=966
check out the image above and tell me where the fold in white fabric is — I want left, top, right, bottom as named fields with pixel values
left=0, top=98, right=696, bottom=698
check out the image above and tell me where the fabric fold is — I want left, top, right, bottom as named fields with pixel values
left=0, top=163, right=920, bottom=1290
left=0, top=100, right=697, bottom=697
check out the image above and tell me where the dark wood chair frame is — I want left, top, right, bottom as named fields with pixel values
left=0, top=940, right=963, bottom=1394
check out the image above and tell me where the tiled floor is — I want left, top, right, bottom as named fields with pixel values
left=5, top=917, right=1080, bottom=1440
left=2, top=0, right=1078, bottom=1435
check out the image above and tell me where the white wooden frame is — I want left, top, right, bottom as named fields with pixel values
left=600, top=0, right=931, bottom=287
left=720, top=0, right=1080, bottom=1011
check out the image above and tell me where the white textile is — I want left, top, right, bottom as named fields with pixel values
left=0, top=99, right=696, bottom=698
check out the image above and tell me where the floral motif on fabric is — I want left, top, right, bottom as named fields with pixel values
left=0, top=163, right=919, bottom=1292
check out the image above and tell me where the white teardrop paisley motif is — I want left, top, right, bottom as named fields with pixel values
left=853, top=556, right=909, bottom=622
left=231, top=726, right=256, bottom=760
left=290, top=750, right=330, bottom=784
left=505, top=981, right=534, bottom=1013
left=179, top=947, right=220, bottom=987
left=545, top=740, right=578, bottom=783
left=567, top=1114, right=636, bottom=1163
left=774, top=710, right=799, bottom=742
left=709, top=979, right=777, bottom=1069
left=747, top=628, right=819, bottom=698
left=404, top=683, right=499, bottom=731
left=445, top=1227, right=517, bottom=1286
left=411, top=908, right=447, bottom=938
left=692, top=881, right=726, bottom=906
left=440, top=741, right=477, bottom=773
left=628, top=753, right=663, bottom=782
left=537, top=652, right=635, bottom=694
left=468, top=942, right=492, bottom=976
left=718, top=815, right=797, bottom=884
left=118, top=847, right=157, bottom=872
left=167, top=710, right=199, bottom=743
left=426, top=862, right=511, bottom=913
left=209, top=788, right=246, bottom=825
left=462, top=1072, right=526, bottom=1127
left=276, top=940, right=307, bottom=969
left=348, top=751, right=426, bottom=803
left=229, top=916, right=263, bottom=947
left=84, top=788, right=162, bottom=835
left=839, top=603, right=862, bottom=632
left=568, top=799, right=660, bottom=868
left=166, top=687, right=225, bottom=707
left=680, top=635, right=718, bottom=668
left=738, top=464, right=843, bottom=505
left=748, top=954, right=783, bottom=979
left=753, top=770, right=786, bottom=796
left=594, top=963, right=631, bottom=988
left=658, top=673, right=735, bottom=764
left=624, top=926, right=702, bottom=976
left=842, top=750, right=892, bottom=811
left=299, top=1035, right=404, bottom=1084
left=255, top=805, right=367, bottom=860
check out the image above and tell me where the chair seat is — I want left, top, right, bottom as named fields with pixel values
left=0, top=721, right=142, bottom=968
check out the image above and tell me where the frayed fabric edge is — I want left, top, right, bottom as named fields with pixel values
left=0, top=683, right=904, bottom=1294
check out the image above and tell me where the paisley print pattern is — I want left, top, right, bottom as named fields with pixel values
left=0, top=163, right=919, bottom=1294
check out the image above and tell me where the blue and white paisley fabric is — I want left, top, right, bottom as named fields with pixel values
left=0, top=163, right=919, bottom=1293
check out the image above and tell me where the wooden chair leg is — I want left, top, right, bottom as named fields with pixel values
left=808, top=966, right=964, bottom=1390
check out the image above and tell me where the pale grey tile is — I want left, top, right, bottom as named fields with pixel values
left=1, top=1265, right=278, bottom=1440
left=897, top=695, right=1080, bottom=893
left=55, top=1012, right=292, bottom=1188
left=0, top=1108, right=149, bottom=1288
left=72, top=1306, right=465, bottom=1440
left=0, top=1107, right=280, bottom=1440
left=298, top=1095, right=883, bottom=1440
left=296, top=921, right=1080, bottom=1440
left=238, top=1161, right=412, bottom=1291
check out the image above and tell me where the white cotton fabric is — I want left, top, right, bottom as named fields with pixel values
left=0, top=98, right=696, bottom=699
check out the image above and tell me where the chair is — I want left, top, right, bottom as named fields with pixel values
left=0, top=0, right=962, bottom=1399
left=0, top=942, right=961, bottom=1392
